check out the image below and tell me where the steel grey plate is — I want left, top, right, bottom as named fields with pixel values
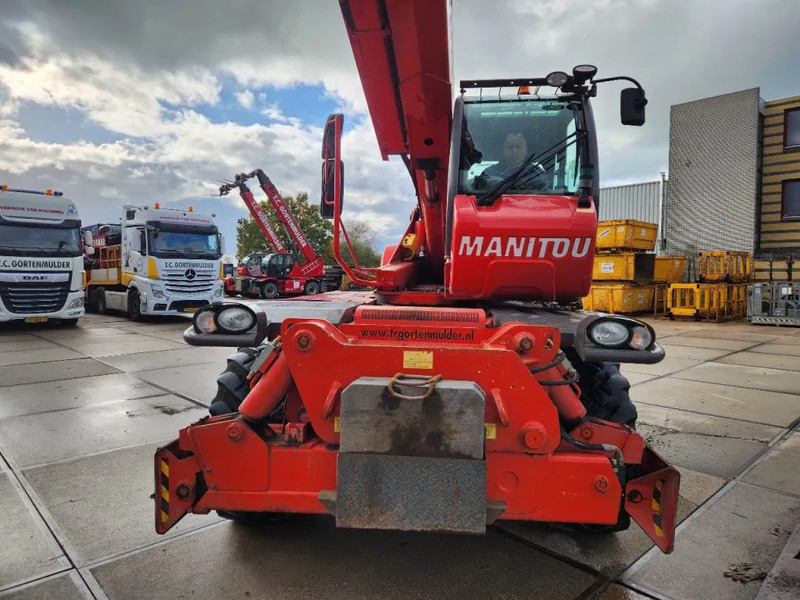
left=336, top=454, right=486, bottom=534
left=339, top=378, right=485, bottom=459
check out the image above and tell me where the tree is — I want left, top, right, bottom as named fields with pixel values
left=328, top=219, right=382, bottom=268
left=235, top=191, right=333, bottom=262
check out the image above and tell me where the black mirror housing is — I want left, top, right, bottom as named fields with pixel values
left=320, top=113, right=344, bottom=219
left=621, top=88, right=647, bottom=126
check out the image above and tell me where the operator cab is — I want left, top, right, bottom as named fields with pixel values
left=261, top=253, right=295, bottom=278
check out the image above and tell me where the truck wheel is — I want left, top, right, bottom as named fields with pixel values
left=261, top=282, right=279, bottom=299
left=565, top=351, right=637, bottom=427
left=305, top=281, right=321, bottom=296
left=208, top=349, right=259, bottom=415
left=128, top=290, right=143, bottom=322
left=95, top=289, right=107, bottom=315
left=61, top=319, right=79, bottom=327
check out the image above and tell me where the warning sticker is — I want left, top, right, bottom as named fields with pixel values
left=484, top=423, right=497, bottom=440
left=403, top=350, right=433, bottom=370
left=601, top=262, right=614, bottom=273
left=625, top=230, right=633, bottom=240
left=334, top=416, right=341, bottom=433
left=598, top=228, right=611, bottom=238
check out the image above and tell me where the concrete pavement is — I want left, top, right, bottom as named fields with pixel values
left=1, top=312, right=799, bottom=599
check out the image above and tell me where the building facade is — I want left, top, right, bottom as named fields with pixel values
left=758, top=94, right=800, bottom=256
left=664, top=88, right=762, bottom=256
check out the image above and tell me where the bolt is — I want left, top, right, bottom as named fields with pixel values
left=594, top=476, right=609, bottom=493
left=204, top=467, right=211, bottom=473
left=210, top=483, right=217, bottom=490
left=627, top=489, right=643, bottom=503
left=175, top=483, right=191, bottom=500
left=227, top=422, right=244, bottom=442
left=520, top=422, right=546, bottom=450
left=517, top=336, right=533, bottom=354
left=580, top=425, right=593, bottom=440
left=544, top=338, right=554, bottom=350
left=297, top=334, right=310, bottom=349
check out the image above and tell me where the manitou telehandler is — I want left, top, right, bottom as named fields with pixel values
left=155, top=0, right=680, bottom=553
left=221, top=170, right=340, bottom=298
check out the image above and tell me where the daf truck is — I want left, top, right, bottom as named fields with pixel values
left=84, top=204, right=224, bottom=320
left=0, top=185, right=85, bottom=326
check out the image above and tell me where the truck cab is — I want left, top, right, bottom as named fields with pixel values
left=84, top=204, right=225, bottom=319
left=0, top=186, right=85, bottom=325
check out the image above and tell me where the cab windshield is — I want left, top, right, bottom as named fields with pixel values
left=147, top=229, right=221, bottom=259
left=0, top=223, right=82, bottom=257
left=458, top=98, right=584, bottom=196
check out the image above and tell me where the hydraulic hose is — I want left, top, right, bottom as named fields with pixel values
left=560, top=425, right=624, bottom=466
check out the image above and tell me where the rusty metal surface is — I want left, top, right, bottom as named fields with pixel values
left=336, top=453, right=486, bottom=533
left=339, top=378, right=485, bottom=459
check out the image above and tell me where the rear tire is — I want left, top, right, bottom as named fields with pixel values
left=208, top=348, right=259, bottom=415
left=261, top=282, right=279, bottom=299
left=304, top=281, right=321, bottom=296
left=95, top=289, right=107, bottom=315
left=566, top=351, right=637, bottom=427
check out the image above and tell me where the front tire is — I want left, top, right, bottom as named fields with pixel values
left=566, top=351, right=637, bottom=427
left=95, top=289, right=107, bottom=315
left=128, top=289, right=143, bottom=322
left=304, top=281, right=321, bottom=296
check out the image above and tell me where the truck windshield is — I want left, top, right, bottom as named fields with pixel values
left=458, top=98, right=584, bottom=196
left=0, top=224, right=81, bottom=257
left=148, top=230, right=221, bottom=259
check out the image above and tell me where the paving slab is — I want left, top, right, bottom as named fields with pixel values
left=0, top=333, right=48, bottom=343
left=99, top=346, right=234, bottom=373
left=31, top=326, right=131, bottom=340
left=625, top=483, right=800, bottom=600
left=623, top=371, right=657, bottom=386
left=635, top=378, right=800, bottom=427
left=0, top=338, right=60, bottom=351
left=624, top=356, right=704, bottom=377
left=717, top=351, right=800, bottom=372
left=674, top=362, right=800, bottom=396
left=23, top=442, right=222, bottom=566
left=131, top=329, right=188, bottom=342
left=743, top=430, right=800, bottom=496
left=591, top=583, right=651, bottom=600
left=136, top=362, right=224, bottom=405
left=0, top=394, right=206, bottom=468
left=0, top=473, right=68, bottom=590
left=657, top=343, right=735, bottom=361
left=60, top=337, right=185, bottom=357
left=0, top=358, right=119, bottom=387
left=675, top=330, right=782, bottom=343
left=0, top=373, right=163, bottom=419
left=748, top=343, right=800, bottom=357
left=90, top=517, right=598, bottom=600
left=0, top=572, right=91, bottom=600
left=656, top=335, right=758, bottom=351
left=496, top=466, right=722, bottom=577
left=0, top=347, right=85, bottom=367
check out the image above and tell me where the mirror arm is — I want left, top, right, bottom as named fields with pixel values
left=592, top=75, right=644, bottom=91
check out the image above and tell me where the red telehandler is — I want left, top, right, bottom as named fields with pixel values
left=221, top=169, right=339, bottom=298
left=155, top=0, right=680, bottom=553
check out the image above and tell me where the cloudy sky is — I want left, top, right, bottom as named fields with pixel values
left=2, top=0, right=800, bottom=257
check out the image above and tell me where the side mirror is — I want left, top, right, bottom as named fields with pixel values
left=85, top=246, right=95, bottom=256
left=621, top=88, right=647, bottom=126
left=139, top=230, right=147, bottom=254
left=321, top=113, right=344, bottom=219
left=83, top=230, right=93, bottom=246
left=218, top=233, right=225, bottom=255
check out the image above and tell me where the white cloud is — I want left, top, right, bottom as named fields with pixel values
left=235, top=89, right=255, bottom=109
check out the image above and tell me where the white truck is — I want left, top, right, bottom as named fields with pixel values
left=84, top=204, right=224, bottom=320
left=0, top=185, right=85, bottom=326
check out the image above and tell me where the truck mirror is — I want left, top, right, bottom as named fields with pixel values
left=321, top=113, right=344, bottom=219
left=218, top=233, right=225, bottom=255
left=321, top=160, right=344, bottom=219
left=139, top=230, right=147, bottom=254
left=83, top=230, right=93, bottom=246
left=621, top=88, right=647, bottom=126
left=85, top=246, right=95, bottom=256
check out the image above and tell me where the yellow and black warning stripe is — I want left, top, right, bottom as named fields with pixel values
left=651, top=479, right=663, bottom=537
left=160, top=457, right=169, bottom=525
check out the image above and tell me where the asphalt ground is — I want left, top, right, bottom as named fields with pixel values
left=1, top=309, right=799, bottom=599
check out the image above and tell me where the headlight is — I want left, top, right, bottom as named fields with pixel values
left=546, top=71, right=570, bottom=87
left=214, top=286, right=223, bottom=298
left=630, top=326, right=654, bottom=350
left=195, top=309, right=217, bottom=333
left=151, top=286, right=165, bottom=299
left=216, top=306, right=255, bottom=333
left=588, top=320, right=630, bottom=347
left=67, top=297, right=84, bottom=309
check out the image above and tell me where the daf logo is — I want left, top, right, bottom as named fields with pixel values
left=185, top=269, right=196, bottom=280
left=23, top=275, right=47, bottom=281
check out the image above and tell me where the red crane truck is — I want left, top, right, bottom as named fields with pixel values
left=222, top=170, right=338, bottom=298
left=155, top=0, right=680, bottom=553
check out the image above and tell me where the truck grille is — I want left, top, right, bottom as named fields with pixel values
left=0, top=280, right=70, bottom=314
left=161, top=270, right=217, bottom=295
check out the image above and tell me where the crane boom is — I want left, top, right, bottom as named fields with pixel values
left=341, top=0, right=452, bottom=276
left=237, top=184, right=286, bottom=254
